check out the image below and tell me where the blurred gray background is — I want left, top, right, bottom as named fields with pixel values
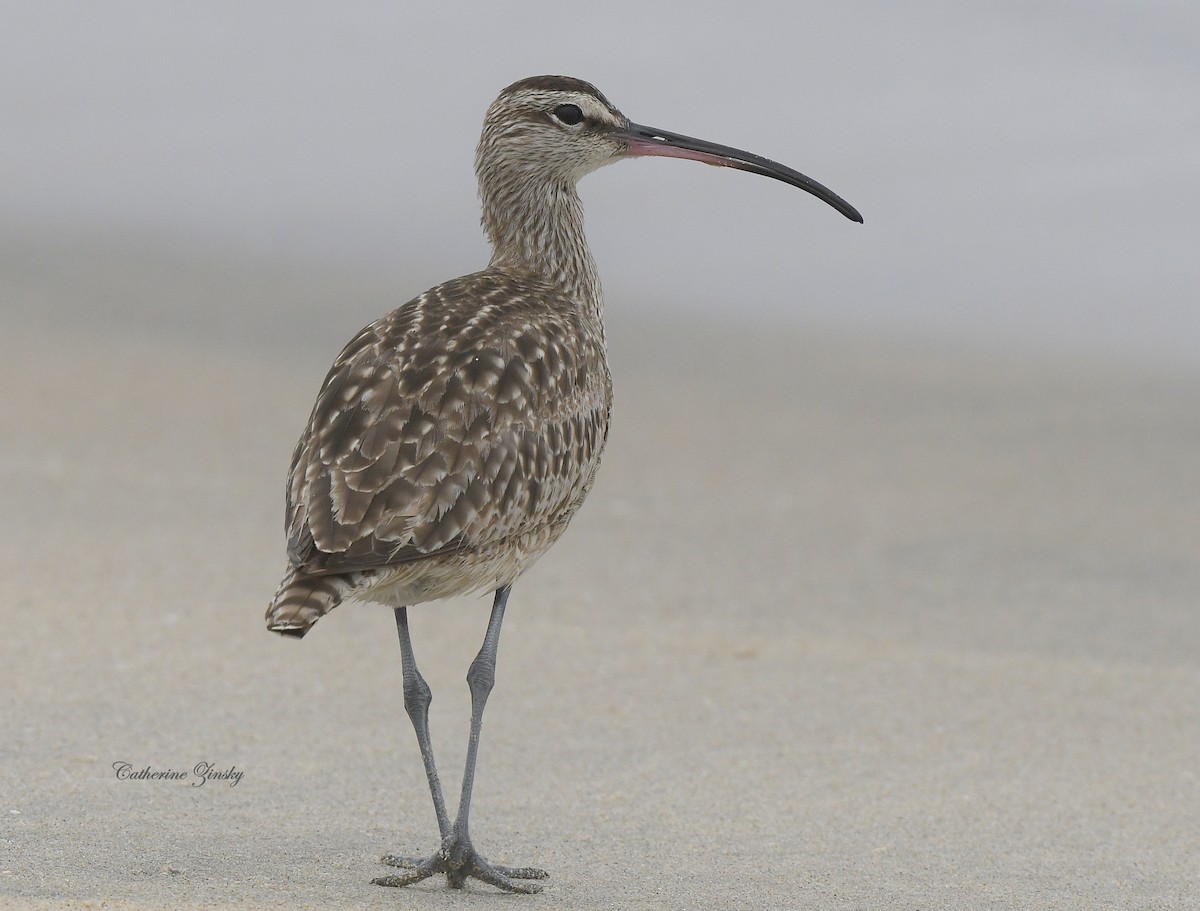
left=5, top=6, right=1200, bottom=908
left=3, top=0, right=1197, bottom=365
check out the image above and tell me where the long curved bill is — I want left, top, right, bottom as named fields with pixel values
left=615, top=122, right=863, bottom=224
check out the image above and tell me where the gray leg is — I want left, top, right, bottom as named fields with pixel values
left=374, top=587, right=548, bottom=893
left=393, top=606, right=450, bottom=838
left=454, top=583, right=509, bottom=844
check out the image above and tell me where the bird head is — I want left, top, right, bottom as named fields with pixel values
left=476, top=75, right=862, bottom=224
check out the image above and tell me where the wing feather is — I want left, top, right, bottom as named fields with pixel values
left=285, top=271, right=610, bottom=577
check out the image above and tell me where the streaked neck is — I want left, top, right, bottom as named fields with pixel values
left=481, top=177, right=603, bottom=326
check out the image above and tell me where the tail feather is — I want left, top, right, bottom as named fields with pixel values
left=266, top=567, right=350, bottom=638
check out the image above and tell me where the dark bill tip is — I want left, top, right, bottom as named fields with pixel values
left=616, top=122, right=863, bottom=224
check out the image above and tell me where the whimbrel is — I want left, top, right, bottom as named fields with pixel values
left=266, top=75, right=861, bottom=893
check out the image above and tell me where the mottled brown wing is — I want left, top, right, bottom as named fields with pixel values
left=285, top=272, right=610, bottom=577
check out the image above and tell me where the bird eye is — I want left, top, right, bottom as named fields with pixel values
left=552, top=103, right=584, bottom=126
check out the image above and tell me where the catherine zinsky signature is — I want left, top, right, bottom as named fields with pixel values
left=111, top=761, right=243, bottom=788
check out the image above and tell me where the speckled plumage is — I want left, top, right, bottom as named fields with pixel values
left=268, top=271, right=611, bottom=632
left=265, top=75, right=860, bottom=894
left=267, top=79, right=622, bottom=636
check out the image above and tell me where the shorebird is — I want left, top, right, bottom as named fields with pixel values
left=266, top=75, right=861, bottom=893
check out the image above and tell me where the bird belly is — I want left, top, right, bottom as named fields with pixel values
left=349, top=524, right=570, bottom=609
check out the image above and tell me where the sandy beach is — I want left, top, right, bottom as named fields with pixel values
left=2, top=236, right=1198, bottom=910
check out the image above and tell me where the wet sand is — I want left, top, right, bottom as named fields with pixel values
left=2, top=238, right=1198, bottom=909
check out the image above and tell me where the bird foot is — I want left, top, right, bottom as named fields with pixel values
left=372, top=833, right=548, bottom=893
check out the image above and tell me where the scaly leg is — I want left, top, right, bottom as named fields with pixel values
left=395, top=606, right=451, bottom=837
left=374, top=587, right=548, bottom=893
